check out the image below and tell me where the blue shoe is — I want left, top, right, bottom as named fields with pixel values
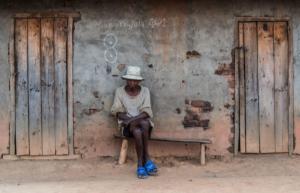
left=137, top=166, right=148, bottom=179
left=144, top=160, right=158, bottom=176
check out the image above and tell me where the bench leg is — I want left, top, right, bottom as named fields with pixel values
left=118, top=139, right=128, bottom=164
left=200, top=144, right=206, bottom=165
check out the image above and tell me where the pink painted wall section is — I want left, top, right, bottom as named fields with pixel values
left=0, top=112, right=9, bottom=156
left=293, top=115, right=300, bottom=154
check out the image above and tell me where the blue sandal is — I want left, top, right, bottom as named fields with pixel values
left=137, top=166, right=148, bottom=179
left=144, top=160, right=158, bottom=175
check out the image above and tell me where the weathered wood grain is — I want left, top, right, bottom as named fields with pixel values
left=54, top=18, right=68, bottom=155
left=234, top=22, right=240, bottom=155
left=15, top=19, right=29, bottom=155
left=41, top=18, right=56, bottom=155
left=67, top=17, right=74, bottom=155
left=238, top=22, right=246, bottom=153
left=274, top=22, right=289, bottom=152
left=287, top=21, right=294, bottom=155
left=258, top=22, right=275, bottom=153
left=9, top=18, right=16, bottom=155
left=28, top=18, right=42, bottom=155
left=244, top=22, right=260, bottom=153
left=118, top=139, right=128, bottom=164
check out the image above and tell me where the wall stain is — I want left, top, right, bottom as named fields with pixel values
left=186, top=50, right=201, bottom=59
left=175, top=108, right=181, bottom=114
left=92, top=91, right=100, bottom=98
left=82, top=108, right=102, bottom=116
left=117, top=63, right=126, bottom=71
left=148, top=64, right=154, bottom=68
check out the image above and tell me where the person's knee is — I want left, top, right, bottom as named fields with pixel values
left=139, top=120, right=150, bottom=130
left=131, top=128, right=142, bottom=137
left=130, top=120, right=139, bottom=128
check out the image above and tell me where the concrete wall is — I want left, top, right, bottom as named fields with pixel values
left=0, top=0, right=300, bottom=159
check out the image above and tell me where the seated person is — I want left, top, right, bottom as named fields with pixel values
left=111, top=65, right=158, bottom=179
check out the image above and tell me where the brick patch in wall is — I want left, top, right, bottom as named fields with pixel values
left=182, top=99, right=213, bottom=129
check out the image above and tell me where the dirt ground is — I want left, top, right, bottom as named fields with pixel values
left=0, top=154, right=300, bottom=193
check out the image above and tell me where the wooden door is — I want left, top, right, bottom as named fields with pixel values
left=239, top=21, right=289, bottom=153
left=14, top=17, right=70, bottom=156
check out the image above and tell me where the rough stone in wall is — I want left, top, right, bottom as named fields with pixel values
left=182, top=99, right=213, bottom=129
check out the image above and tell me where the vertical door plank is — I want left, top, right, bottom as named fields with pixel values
left=239, top=22, right=246, bottom=153
left=41, top=18, right=56, bottom=155
left=15, top=19, right=29, bottom=155
left=258, top=22, right=275, bottom=153
left=28, top=19, right=42, bottom=155
left=234, top=23, right=240, bottom=155
left=288, top=22, right=294, bottom=155
left=67, top=17, right=74, bottom=155
left=244, top=22, right=260, bottom=153
left=54, top=18, right=68, bottom=155
left=9, top=18, right=16, bottom=155
left=274, top=22, right=289, bottom=152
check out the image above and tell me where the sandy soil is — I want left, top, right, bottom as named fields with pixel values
left=0, top=155, right=300, bottom=193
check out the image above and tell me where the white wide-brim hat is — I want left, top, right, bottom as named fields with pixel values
left=122, top=65, right=144, bottom=80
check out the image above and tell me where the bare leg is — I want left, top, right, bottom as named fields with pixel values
left=130, top=125, right=144, bottom=167
left=140, top=120, right=151, bottom=164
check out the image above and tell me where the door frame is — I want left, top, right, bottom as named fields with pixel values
left=233, top=17, right=294, bottom=155
left=5, top=11, right=81, bottom=159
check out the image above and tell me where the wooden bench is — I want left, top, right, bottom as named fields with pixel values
left=114, top=134, right=212, bottom=165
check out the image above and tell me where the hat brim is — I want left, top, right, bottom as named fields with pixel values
left=122, top=75, right=144, bottom=80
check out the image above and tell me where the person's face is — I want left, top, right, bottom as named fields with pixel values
left=126, top=79, right=141, bottom=88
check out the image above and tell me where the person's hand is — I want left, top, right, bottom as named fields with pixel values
left=122, top=118, right=133, bottom=127
left=117, top=112, right=130, bottom=121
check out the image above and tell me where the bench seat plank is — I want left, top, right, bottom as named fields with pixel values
left=114, top=134, right=212, bottom=144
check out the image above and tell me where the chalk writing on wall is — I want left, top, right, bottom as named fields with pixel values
left=100, top=18, right=167, bottom=30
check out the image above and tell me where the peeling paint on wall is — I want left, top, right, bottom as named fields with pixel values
left=214, top=49, right=236, bottom=153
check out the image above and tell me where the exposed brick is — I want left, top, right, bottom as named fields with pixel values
left=183, top=119, right=209, bottom=129
left=190, top=100, right=213, bottom=112
left=186, top=106, right=200, bottom=114
left=214, top=63, right=234, bottom=76
left=183, top=98, right=212, bottom=129
left=183, top=113, right=194, bottom=122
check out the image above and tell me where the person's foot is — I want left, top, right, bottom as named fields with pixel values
left=137, top=166, right=148, bottom=179
left=144, top=160, right=158, bottom=176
